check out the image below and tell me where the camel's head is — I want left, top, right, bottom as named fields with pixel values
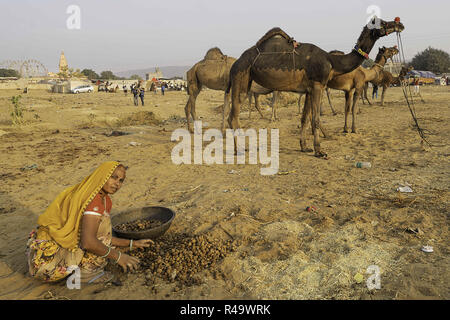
left=356, top=17, right=404, bottom=56
left=377, top=46, right=400, bottom=60
left=374, top=46, right=400, bottom=65
left=372, top=17, right=405, bottom=38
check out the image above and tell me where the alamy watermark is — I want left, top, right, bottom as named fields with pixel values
left=171, top=121, right=279, bottom=175
left=66, top=265, right=81, bottom=289
left=366, top=5, right=382, bottom=29
left=366, top=265, right=381, bottom=290
left=66, top=5, right=81, bottom=30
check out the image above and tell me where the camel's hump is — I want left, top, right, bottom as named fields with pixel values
left=329, top=50, right=345, bottom=56
left=204, top=47, right=226, bottom=60
left=256, top=27, right=293, bottom=47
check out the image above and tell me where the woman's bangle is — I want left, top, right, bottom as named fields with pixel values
left=115, top=251, right=122, bottom=264
left=129, top=239, right=133, bottom=251
left=100, top=246, right=111, bottom=258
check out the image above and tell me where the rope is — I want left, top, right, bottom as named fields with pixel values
left=250, top=46, right=301, bottom=88
left=251, top=46, right=299, bottom=68
left=395, top=33, right=431, bottom=147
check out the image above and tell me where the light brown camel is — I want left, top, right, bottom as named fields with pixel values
left=325, top=46, right=399, bottom=133
left=362, top=65, right=414, bottom=104
left=227, top=19, right=404, bottom=157
left=363, top=67, right=403, bottom=106
left=185, top=47, right=277, bottom=132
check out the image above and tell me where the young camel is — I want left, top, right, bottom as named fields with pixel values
left=227, top=19, right=404, bottom=157
left=326, top=46, right=399, bottom=133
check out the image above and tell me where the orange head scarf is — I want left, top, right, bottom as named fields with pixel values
left=36, top=161, right=120, bottom=250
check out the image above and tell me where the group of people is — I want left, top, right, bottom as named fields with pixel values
left=130, top=84, right=145, bottom=106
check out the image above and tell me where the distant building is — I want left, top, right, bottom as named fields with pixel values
left=146, top=67, right=163, bottom=81
left=59, top=51, right=68, bottom=73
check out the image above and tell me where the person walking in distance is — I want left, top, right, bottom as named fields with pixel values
left=372, top=85, right=378, bottom=100
left=139, top=88, right=145, bottom=106
left=132, top=86, right=139, bottom=106
left=414, top=77, right=420, bottom=95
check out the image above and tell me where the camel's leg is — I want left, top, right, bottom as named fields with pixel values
left=313, top=92, right=330, bottom=138
left=228, top=71, right=250, bottom=131
left=343, top=90, right=353, bottom=133
left=351, top=88, right=362, bottom=133
left=221, top=91, right=232, bottom=134
left=247, top=92, right=253, bottom=120
left=299, top=93, right=313, bottom=153
left=380, top=86, right=386, bottom=106
left=185, top=94, right=197, bottom=133
left=364, top=84, right=372, bottom=105
left=271, top=91, right=279, bottom=122
left=326, top=88, right=338, bottom=115
left=297, top=93, right=304, bottom=114
left=311, top=83, right=326, bottom=158
left=253, top=94, right=265, bottom=119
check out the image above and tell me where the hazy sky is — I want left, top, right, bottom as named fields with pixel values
left=1, top=0, right=449, bottom=73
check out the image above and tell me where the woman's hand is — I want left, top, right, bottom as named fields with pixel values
left=132, top=239, right=154, bottom=250
left=117, top=252, right=140, bottom=272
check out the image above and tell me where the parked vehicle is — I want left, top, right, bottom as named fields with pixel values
left=71, top=85, right=94, bottom=94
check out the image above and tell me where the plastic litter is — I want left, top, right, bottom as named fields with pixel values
left=421, top=245, right=433, bottom=253
left=355, top=162, right=372, bottom=168
left=397, top=186, right=413, bottom=193
left=20, top=164, right=38, bottom=171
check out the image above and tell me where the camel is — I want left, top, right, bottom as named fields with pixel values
left=185, top=47, right=278, bottom=133
left=362, top=65, right=414, bottom=105
left=227, top=18, right=404, bottom=158
left=325, top=46, right=399, bottom=133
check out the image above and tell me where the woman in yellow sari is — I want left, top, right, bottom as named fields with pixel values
left=27, top=161, right=152, bottom=284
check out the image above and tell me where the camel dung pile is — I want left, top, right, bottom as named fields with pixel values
left=115, top=218, right=163, bottom=232
left=131, top=233, right=239, bottom=286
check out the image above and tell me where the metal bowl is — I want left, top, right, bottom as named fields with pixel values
left=111, top=206, right=175, bottom=240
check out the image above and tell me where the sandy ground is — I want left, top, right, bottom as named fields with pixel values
left=0, top=85, right=448, bottom=300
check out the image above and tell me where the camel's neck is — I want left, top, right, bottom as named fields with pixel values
left=365, top=55, right=388, bottom=81
left=329, top=27, right=378, bottom=75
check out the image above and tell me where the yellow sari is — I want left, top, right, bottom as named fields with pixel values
left=27, top=161, right=120, bottom=282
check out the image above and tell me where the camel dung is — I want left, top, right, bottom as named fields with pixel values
left=131, top=233, right=239, bottom=286
left=115, top=218, right=163, bottom=232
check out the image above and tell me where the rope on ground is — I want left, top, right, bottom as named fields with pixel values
left=395, top=33, right=432, bottom=147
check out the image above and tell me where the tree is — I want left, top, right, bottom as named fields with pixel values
left=0, top=68, right=20, bottom=78
left=100, top=70, right=117, bottom=80
left=81, top=69, right=99, bottom=79
left=130, top=74, right=143, bottom=80
left=411, top=47, right=450, bottom=74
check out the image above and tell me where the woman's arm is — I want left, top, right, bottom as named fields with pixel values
left=80, top=215, right=121, bottom=260
left=111, top=236, right=131, bottom=247
left=111, top=237, right=154, bottom=250
left=80, top=215, right=140, bottom=272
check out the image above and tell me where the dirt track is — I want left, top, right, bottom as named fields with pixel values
left=0, top=85, right=448, bottom=300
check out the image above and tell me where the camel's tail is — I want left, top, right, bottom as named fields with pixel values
left=186, top=67, right=198, bottom=96
left=225, top=79, right=232, bottom=94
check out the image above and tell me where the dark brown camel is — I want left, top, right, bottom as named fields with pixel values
left=227, top=19, right=404, bottom=157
